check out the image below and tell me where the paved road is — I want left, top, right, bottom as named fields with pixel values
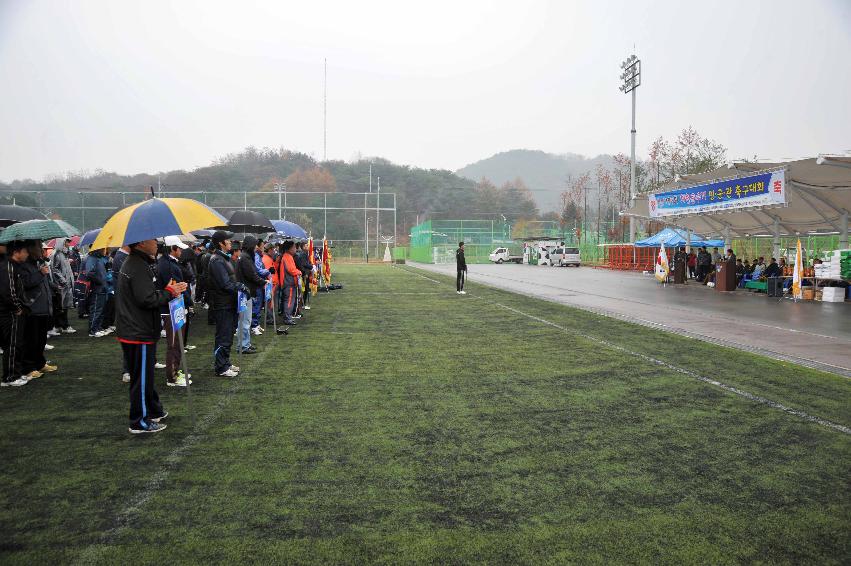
left=412, top=262, right=851, bottom=378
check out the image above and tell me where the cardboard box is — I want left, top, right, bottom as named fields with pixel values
left=821, top=287, right=846, bottom=302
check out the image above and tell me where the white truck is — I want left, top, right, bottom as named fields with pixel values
left=489, top=247, right=523, bottom=264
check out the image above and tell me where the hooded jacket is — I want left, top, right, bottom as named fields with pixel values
left=235, top=235, right=266, bottom=295
left=50, top=239, right=75, bottom=309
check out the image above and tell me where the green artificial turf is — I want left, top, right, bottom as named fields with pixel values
left=1, top=264, right=849, bottom=565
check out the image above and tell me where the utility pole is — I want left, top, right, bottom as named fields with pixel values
left=323, top=58, right=327, bottom=162
left=376, top=176, right=381, bottom=258
left=619, top=53, right=641, bottom=242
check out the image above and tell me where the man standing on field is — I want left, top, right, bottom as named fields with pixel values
left=116, top=238, right=187, bottom=434
left=456, top=241, right=467, bottom=295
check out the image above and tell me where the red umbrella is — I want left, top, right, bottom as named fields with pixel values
left=44, top=235, right=81, bottom=249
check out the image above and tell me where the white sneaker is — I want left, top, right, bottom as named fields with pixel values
left=456, top=291, right=461, bottom=294
left=154, top=362, right=166, bottom=369
left=251, top=327, right=262, bottom=336
left=229, top=365, right=240, bottom=373
left=304, top=305, right=311, bottom=310
left=184, top=345, right=197, bottom=351
left=1, top=377, right=29, bottom=387
left=62, top=327, right=77, bottom=334
left=218, top=369, right=239, bottom=377
left=93, top=330, right=109, bottom=338
left=103, top=327, right=115, bottom=335
left=167, top=375, right=192, bottom=387
left=47, top=328, right=61, bottom=337
left=122, top=373, right=130, bottom=383
left=44, top=343, right=55, bottom=350
left=459, top=291, right=466, bottom=295
left=160, top=329, right=167, bottom=338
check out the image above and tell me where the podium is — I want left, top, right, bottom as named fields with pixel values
left=715, top=260, right=737, bottom=292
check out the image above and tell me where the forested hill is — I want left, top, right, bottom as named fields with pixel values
left=0, top=147, right=539, bottom=239
left=456, top=149, right=616, bottom=211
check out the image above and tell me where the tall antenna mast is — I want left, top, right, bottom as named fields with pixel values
left=323, top=58, right=327, bottom=162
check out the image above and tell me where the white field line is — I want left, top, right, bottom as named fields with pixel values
left=397, top=265, right=851, bottom=435
left=74, top=344, right=276, bottom=563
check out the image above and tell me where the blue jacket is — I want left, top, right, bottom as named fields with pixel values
left=84, top=252, right=108, bottom=294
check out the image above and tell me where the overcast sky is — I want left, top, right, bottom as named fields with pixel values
left=1, top=0, right=849, bottom=182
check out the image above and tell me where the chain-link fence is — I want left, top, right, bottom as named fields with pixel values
left=1, top=189, right=397, bottom=261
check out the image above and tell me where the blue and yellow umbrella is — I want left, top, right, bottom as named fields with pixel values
left=90, top=198, right=226, bottom=250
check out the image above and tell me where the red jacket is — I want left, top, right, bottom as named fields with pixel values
left=279, top=253, right=301, bottom=287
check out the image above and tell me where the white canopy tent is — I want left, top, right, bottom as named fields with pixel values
left=622, top=156, right=851, bottom=256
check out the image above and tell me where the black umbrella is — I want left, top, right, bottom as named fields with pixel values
left=215, top=210, right=275, bottom=233
left=0, top=205, right=47, bottom=228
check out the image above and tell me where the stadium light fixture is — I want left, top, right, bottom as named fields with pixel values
left=620, top=53, right=641, bottom=242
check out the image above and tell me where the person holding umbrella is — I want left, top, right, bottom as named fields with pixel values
left=19, top=240, right=57, bottom=380
left=89, top=195, right=229, bottom=431
left=116, top=238, right=187, bottom=433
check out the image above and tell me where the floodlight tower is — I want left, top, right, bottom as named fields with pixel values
left=619, top=53, right=641, bottom=242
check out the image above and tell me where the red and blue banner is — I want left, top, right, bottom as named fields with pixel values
left=649, top=169, right=785, bottom=218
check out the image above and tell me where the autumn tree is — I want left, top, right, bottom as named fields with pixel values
left=284, top=167, right=337, bottom=192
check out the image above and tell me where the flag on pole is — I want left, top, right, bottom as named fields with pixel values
left=308, top=237, right=318, bottom=295
left=655, top=241, right=670, bottom=282
left=792, top=238, right=803, bottom=299
left=322, top=238, right=331, bottom=285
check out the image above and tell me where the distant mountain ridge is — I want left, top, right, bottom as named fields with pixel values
left=456, top=149, right=615, bottom=211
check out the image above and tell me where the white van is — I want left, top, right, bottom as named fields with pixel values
left=551, top=246, right=581, bottom=267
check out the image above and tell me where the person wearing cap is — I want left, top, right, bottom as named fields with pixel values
left=208, top=230, right=249, bottom=376
left=116, top=238, right=187, bottom=434
left=157, top=237, right=191, bottom=387
left=0, top=241, right=30, bottom=387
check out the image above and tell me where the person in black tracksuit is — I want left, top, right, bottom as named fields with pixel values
left=116, top=240, right=187, bottom=433
left=456, top=241, right=468, bottom=294
left=19, top=241, right=54, bottom=377
left=207, top=231, right=248, bottom=376
left=0, top=242, right=29, bottom=386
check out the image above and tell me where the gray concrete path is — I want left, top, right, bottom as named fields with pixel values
left=411, top=262, right=851, bottom=378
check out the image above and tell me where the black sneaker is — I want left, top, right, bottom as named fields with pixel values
left=276, top=326, right=289, bottom=335
left=283, top=320, right=297, bottom=326
left=241, top=347, right=258, bottom=355
left=150, top=412, right=168, bottom=423
left=129, top=420, right=167, bottom=434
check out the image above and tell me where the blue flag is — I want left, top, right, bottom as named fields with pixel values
left=168, top=295, right=186, bottom=331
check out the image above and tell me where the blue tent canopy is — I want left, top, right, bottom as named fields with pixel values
left=634, top=227, right=725, bottom=248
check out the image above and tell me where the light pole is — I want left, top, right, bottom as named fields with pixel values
left=619, top=53, right=641, bottom=242
left=376, top=176, right=381, bottom=258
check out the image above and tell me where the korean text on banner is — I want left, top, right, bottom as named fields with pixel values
left=648, top=169, right=786, bottom=218
left=237, top=291, right=248, bottom=313
left=168, top=295, right=186, bottom=331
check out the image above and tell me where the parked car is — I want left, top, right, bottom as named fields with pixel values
left=551, top=246, right=581, bottom=267
left=489, top=247, right=523, bottom=264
